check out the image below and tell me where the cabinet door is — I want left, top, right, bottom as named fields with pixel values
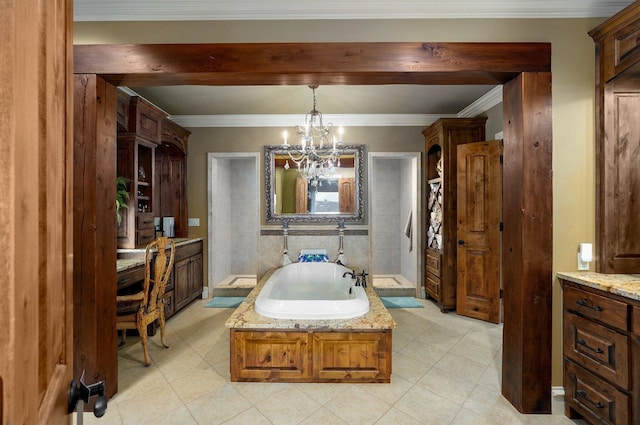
left=174, top=258, right=191, bottom=311
left=189, top=253, right=203, bottom=300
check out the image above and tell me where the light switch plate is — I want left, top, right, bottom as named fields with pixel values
left=188, top=218, right=200, bottom=227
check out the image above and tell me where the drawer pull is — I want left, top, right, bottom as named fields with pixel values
left=118, top=278, right=130, bottom=284
left=576, top=390, right=604, bottom=409
left=576, top=339, right=604, bottom=354
left=576, top=299, right=603, bottom=312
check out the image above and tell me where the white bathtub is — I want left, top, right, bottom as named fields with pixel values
left=255, top=262, right=370, bottom=320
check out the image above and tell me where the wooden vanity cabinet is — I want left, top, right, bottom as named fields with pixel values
left=562, top=280, right=638, bottom=425
left=422, top=118, right=486, bottom=311
left=170, top=240, right=203, bottom=316
left=589, top=2, right=640, bottom=273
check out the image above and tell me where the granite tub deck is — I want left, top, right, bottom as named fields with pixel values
left=225, top=269, right=396, bottom=383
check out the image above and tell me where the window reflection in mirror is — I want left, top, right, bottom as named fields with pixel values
left=265, top=145, right=365, bottom=224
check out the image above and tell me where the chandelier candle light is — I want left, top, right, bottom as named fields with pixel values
left=281, top=85, right=344, bottom=186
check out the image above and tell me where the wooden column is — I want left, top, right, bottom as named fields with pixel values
left=73, top=75, right=118, bottom=400
left=502, top=72, right=553, bottom=413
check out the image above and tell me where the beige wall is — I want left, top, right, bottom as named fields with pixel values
left=76, top=17, right=603, bottom=386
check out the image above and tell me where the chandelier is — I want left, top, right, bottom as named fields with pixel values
left=280, top=85, right=344, bottom=187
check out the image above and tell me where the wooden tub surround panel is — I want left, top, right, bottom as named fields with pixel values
left=231, top=329, right=392, bottom=383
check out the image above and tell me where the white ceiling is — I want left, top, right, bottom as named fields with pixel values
left=75, top=0, right=633, bottom=127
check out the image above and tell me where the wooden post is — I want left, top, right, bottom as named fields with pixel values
left=502, top=71, right=553, bottom=413
left=73, top=74, right=118, bottom=401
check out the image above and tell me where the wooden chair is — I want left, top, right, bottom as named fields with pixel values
left=116, top=237, right=175, bottom=366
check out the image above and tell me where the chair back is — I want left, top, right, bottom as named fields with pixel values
left=142, top=237, right=176, bottom=314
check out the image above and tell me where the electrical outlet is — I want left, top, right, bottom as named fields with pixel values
left=577, top=253, right=590, bottom=271
left=188, top=218, right=200, bottom=227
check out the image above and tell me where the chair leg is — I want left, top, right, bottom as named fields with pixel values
left=159, top=309, right=169, bottom=349
left=120, top=330, right=127, bottom=346
left=138, top=317, right=152, bottom=367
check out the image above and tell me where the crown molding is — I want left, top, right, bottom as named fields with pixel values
left=170, top=114, right=457, bottom=128
left=74, top=0, right=632, bottom=21
left=457, top=85, right=503, bottom=118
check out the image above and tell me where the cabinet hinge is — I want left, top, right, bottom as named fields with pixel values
left=499, top=222, right=504, bottom=231
left=499, top=155, right=504, bottom=164
left=500, top=289, right=504, bottom=299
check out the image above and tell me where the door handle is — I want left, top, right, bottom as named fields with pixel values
left=458, top=240, right=465, bottom=245
left=68, top=370, right=108, bottom=420
left=576, top=390, right=604, bottom=409
left=576, top=339, right=604, bottom=354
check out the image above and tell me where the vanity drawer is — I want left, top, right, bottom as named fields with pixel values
left=565, top=360, right=629, bottom=425
left=174, top=240, right=203, bottom=262
left=564, top=285, right=629, bottom=331
left=137, top=227, right=155, bottom=247
left=425, top=249, right=441, bottom=276
left=425, top=272, right=441, bottom=300
left=563, top=311, right=629, bottom=389
left=117, top=265, right=145, bottom=291
left=633, top=306, right=640, bottom=335
left=137, top=212, right=155, bottom=230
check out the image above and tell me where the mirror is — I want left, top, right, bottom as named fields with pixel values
left=265, top=144, right=366, bottom=224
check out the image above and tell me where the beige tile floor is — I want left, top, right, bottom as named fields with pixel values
left=78, top=299, right=587, bottom=425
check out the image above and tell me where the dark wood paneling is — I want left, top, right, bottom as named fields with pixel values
left=74, top=42, right=551, bottom=87
left=502, top=72, right=553, bottom=414
left=73, top=75, right=118, bottom=400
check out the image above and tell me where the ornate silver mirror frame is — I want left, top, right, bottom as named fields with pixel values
left=264, top=144, right=366, bottom=224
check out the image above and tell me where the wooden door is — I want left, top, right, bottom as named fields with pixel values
left=1, top=0, right=74, bottom=423
left=295, top=177, right=308, bottom=213
left=456, top=141, right=502, bottom=323
left=338, top=177, right=355, bottom=213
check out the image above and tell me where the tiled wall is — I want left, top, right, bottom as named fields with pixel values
left=258, top=229, right=370, bottom=278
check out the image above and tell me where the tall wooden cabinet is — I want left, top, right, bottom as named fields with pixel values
left=116, top=91, right=190, bottom=248
left=589, top=2, right=640, bottom=273
left=155, top=118, right=190, bottom=238
left=423, top=118, right=486, bottom=311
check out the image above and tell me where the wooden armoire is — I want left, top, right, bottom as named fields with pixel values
left=423, top=117, right=486, bottom=311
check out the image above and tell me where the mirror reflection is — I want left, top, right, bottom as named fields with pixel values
left=265, top=145, right=365, bottom=224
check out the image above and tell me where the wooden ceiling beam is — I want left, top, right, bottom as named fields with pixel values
left=74, top=42, right=551, bottom=86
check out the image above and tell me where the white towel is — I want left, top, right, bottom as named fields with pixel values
left=404, top=210, right=413, bottom=252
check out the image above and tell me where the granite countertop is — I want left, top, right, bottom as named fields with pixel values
left=117, top=237, right=204, bottom=255
left=225, top=269, right=397, bottom=331
left=557, top=271, right=640, bottom=302
left=117, top=258, right=145, bottom=273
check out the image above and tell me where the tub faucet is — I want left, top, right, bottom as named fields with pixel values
left=356, top=271, right=368, bottom=288
left=342, top=271, right=356, bottom=279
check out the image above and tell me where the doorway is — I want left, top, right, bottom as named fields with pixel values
left=74, top=42, right=552, bottom=414
left=369, top=152, right=422, bottom=297
left=207, top=153, right=260, bottom=297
